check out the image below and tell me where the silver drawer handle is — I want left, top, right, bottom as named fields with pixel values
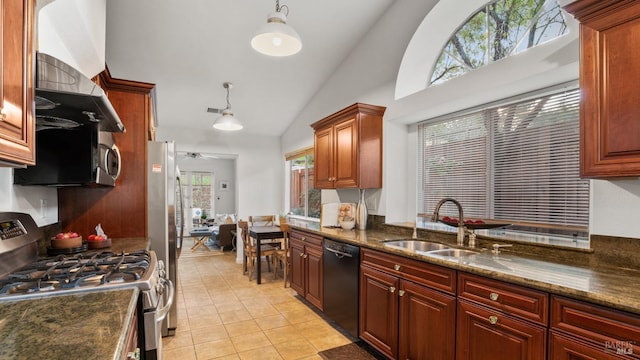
left=394, top=264, right=400, bottom=271
left=489, top=292, right=499, bottom=301
left=489, top=315, right=498, bottom=325
left=389, top=286, right=396, bottom=293
left=398, top=290, right=405, bottom=297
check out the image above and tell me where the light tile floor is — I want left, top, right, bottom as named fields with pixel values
left=162, top=240, right=352, bottom=360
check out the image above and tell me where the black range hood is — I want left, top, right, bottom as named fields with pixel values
left=34, top=52, right=125, bottom=133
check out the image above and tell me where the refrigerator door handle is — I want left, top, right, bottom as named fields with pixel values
left=176, top=175, right=184, bottom=259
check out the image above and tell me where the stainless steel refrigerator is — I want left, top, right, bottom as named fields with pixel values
left=147, top=141, right=184, bottom=337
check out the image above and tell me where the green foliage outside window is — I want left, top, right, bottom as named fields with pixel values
left=430, top=0, right=568, bottom=85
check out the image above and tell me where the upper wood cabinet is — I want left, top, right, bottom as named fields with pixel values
left=311, top=103, right=385, bottom=189
left=564, top=0, right=640, bottom=177
left=0, top=0, right=35, bottom=166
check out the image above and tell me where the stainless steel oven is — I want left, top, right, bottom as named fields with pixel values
left=0, top=212, right=173, bottom=360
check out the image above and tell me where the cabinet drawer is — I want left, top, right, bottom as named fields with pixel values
left=551, top=295, right=640, bottom=358
left=361, top=248, right=456, bottom=295
left=290, top=229, right=323, bottom=247
left=458, top=272, right=548, bottom=326
left=549, top=330, right=635, bottom=360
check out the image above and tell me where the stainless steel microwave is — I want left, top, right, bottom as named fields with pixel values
left=13, top=124, right=121, bottom=186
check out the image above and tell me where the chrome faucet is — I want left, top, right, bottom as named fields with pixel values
left=432, top=198, right=466, bottom=246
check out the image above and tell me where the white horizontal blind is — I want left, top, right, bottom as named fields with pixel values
left=420, top=113, right=489, bottom=219
left=419, top=88, right=589, bottom=227
left=491, top=89, right=587, bottom=226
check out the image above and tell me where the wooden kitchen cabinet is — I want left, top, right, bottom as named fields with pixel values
left=564, top=0, right=640, bottom=177
left=456, top=299, right=547, bottom=360
left=0, top=0, right=35, bottom=166
left=360, top=265, right=399, bottom=359
left=58, top=68, right=156, bottom=238
left=549, top=295, right=640, bottom=359
left=289, top=229, right=323, bottom=310
left=360, top=248, right=456, bottom=360
left=311, top=103, right=385, bottom=189
left=456, top=273, right=548, bottom=360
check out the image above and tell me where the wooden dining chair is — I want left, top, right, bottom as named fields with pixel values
left=272, top=223, right=291, bottom=287
left=239, top=220, right=277, bottom=281
left=248, top=215, right=275, bottom=227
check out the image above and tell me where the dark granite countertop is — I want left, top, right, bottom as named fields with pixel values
left=289, top=222, right=640, bottom=316
left=0, top=288, right=139, bottom=360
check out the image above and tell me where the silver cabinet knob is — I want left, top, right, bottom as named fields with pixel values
left=489, top=292, right=499, bottom=301
left=389, top=286, right=396, bottom=293
left=394, top=264, right=400, bottom=271
left=398, top=290, right=405, bottom=297
left=489, top=315, right=498, bottom=325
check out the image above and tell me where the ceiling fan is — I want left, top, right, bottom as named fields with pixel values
left=207, top=82, right=243, bottom=131
left=178, top=152, right=237, bottom=160
left=179, top=152, right=217, bottom=160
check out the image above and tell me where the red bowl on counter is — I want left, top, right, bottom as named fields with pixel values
left=50, top=236, right=83, bottom=249
left=87, top=238, right=112, bottom=249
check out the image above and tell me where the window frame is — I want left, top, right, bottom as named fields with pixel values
left=417, top=81, right=589, bottom=236
left=285, top=147, right=321, bottom=220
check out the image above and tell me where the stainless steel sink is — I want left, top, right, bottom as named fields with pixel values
left=384, top=240, right=451, bottom=252
left=426, top=248, right=480, bottom=257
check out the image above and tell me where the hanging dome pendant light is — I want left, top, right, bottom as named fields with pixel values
left=207, top=82, right=243, bottom=131
left=251, top=0, right=302, bottom=57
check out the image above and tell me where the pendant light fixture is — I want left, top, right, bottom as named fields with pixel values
left=251, top=0, right=302, bottom=57
left=207, top=82, right=243, bottom=131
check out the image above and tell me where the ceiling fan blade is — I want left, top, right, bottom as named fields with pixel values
left=207, top=107, right=223, bottom=114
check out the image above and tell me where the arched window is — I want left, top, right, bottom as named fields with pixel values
left=430, top=0, right=568, bottom=85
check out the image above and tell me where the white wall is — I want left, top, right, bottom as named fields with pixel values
left=0, top=169, right=58, bottom=226
left=281, top=0, right=640, bottom=240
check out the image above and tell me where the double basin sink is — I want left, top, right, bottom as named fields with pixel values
left=383, top=239, right=480, bottom=258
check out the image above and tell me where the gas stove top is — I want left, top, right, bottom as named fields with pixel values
left=0, top=250, right=156, bottom=300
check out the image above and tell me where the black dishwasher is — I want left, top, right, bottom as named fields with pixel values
left=323, top=238, right=360, bottom=338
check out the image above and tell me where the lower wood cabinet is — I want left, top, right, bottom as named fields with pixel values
left=456, top=299, right=547, bottom=360
left=289, top=229, right=323, bottom=310
left=549, top=331, right=630, bottom=360
left=352, top=246, right=640, bottom=360
left=549, top=295, right=640, bottom=359
left=400, top=277, right=456, bottom=360
left=360, top=249, right=456, bottom=360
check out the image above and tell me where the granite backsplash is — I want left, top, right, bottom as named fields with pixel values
left=371, top=214, right=640, bottom=271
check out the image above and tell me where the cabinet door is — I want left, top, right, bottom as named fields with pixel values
left=399, top=280, right=456, bottom=360
left=305, top=244, right=323, bottom=311
left=314, top=126, right=334, bottom=188
left=564, top=1, right=640, bottom=177
left=0, top=0, right=35, bottom=166
left=456, top=300, right=546, bottom=360
left=549, top=331, right=632, bottom=360
left=333, top=117, right=358, bottom=188
left=360, top=265, right=399, bottom=359
left=289, top=238, right=305, bottom=296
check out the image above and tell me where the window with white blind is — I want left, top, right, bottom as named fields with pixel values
left=418, top=86, right=589, bottom=231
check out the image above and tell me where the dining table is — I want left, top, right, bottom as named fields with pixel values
left=249, top=225, right=284, bottom=284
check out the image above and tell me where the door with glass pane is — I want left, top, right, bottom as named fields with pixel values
left=181, top=172, right=214, bottom=232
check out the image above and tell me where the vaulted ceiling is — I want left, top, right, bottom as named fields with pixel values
left=105, top=0, right=396, bottom=137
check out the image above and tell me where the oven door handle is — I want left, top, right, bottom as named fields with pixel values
left=156, top=277, right=175, bottom=323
